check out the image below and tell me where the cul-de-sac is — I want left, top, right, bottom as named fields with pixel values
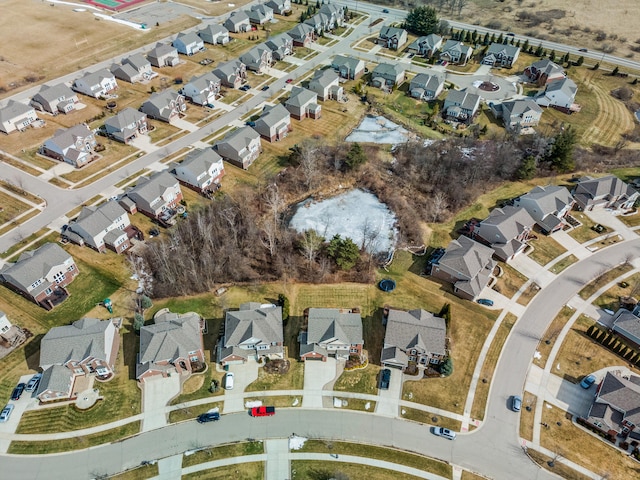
left=1, top=0, right=640, bottom=479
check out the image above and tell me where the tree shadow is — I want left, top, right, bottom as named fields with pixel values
left=24, top=334, right=43, bottom=371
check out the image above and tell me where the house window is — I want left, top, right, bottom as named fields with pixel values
left=408, top=356, right=415, bottom=361
left=67, top=265, right=75, bottom=272
left=30, top=279, right=43, bottom=289
left=53, top=271, right=65, bottom=284
left=349, top=348, right=358, bottom=353
left=190, top=356, right=199, bottom=362
left=45, top=288, right=53, bottom=295
left=430, top=358, right=440, bottom=364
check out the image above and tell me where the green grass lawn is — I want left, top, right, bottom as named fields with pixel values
left=568, top=213, right=608, bottom=243
left=527, top=232, right=567, bottom=266
left=549, top=254, right=579, bottom=274
left=333, top=364, right=380, bottom=395
left=492, top=263, right=528, bottom=299
left=246, top=359, right=305, bottom=392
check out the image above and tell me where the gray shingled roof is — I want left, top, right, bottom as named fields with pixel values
left=286, top=87, right=317, bottom=108
left=613, top=310, right=640, bottom=343
left=39, top=318, right=113, bottom=367
left=224, top=303, right=283, bottom=347
left=529, top=58, right=564, bottom=77
left=128, top=170, right=179, bottom=206
left=256, top=103, right=290, bottom=129
left=176, top=148, right=223, bottom=178
left=408, top=34, right=442, bottom=51
left=502, top=98, right=542, bottom=117
left=379, top=26, right=406, bottom=39
left=383, top=309, right=446, bottom=357
left=594, top=372, right=640, bottom=426
left=574, top=175, right=637, bottom=203
left=36, top=364, right=72, bottom=397
left=305, top=308, right=363, bottom=346
left=124, top=53, right=150, bottom=70
left=0, top=243, right=72, bottom=294
left=310, top=68, right=339, bottom=88
left=71, top=200, right=127, bottom=238
left=148, top=43, right=177, bottom=58
left=517, top=185, right=573, bottom=224
left=438, top=236, right=494, bottom=279
left=486, top=42, right=520, bottom=58
left=445, top=90, right=480, bottom=111
left=138, top=311, right=202, bottom=364
left=544, top=77, right=577, bottom=97
left=372, top=62, right=405, bottom=77
left=410, top=73, right=444, bottom=92
left=440, top=40, right=470, bottom=56
left=0, top=100, right=34, bottom=123
left=75, top=69, right=114, bottom=89
left=215, top=126, right=260, bottom=152
left=175, top=31, right=201, bottom=46
left=105, top=107, right=145, bottom=131
left=288, top=23, right=315, bottom=40
left=46, top=124, right=93, bottom=151
left=32, top=83, right=75, bottom=103
left=479, top=205, right=535, bottom=242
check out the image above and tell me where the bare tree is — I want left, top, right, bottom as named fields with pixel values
left=300, top=230, right=324, bottom=266
left=431, top=191, right=448, bottom=222
left=298, top=142, right=319, bottom=191
left=260, top=217, right=278, bottom=257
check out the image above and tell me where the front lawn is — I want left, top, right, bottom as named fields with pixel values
left=592, top=272, right=640, bottom=312
left=492, top=263, right=528, bottom=299
left=400, top=407, right=462, bottom=431
left=182, top=441, right=264, bottom=468
left=567, top=213, right=607, bottom=243
left=549, top=254, right=579, bottom=274
left=519, top=391, right=537, bottom=441
left=333, top=364, right=379, bottom=395
left=245, top=358, right=304, bottom=392
left=527, top=232, right=567, bottom=266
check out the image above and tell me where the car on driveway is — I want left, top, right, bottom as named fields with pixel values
left=285, top=78, right=293, bottom=83
left=11, top=383, right=25, bottom=401
left=477, top=298, right=494, bottom=307
left=379, top=368, right=391, bottom=390
left=261, top=85, right=270, bottom=91
left=197, top=411, right=220, bottom=423
left=432, top=427, right=456, bottom=440
left=580, top=374, right=596, bottom=389
left=0, top=404, right=14, bottom=422
left=26, top=373, right=42, bottom=392
left=511, top=395, right=522, bottom=412
left=245, top=121, right=256, bottom=127
left=239, top=85, right=251, bottom=91
left=224, top=372, right=234, bottom=390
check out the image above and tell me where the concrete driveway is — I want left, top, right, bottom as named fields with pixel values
left=525, top=365, right=595, bottom=417
left=223, top=360, right=259, bottom=413
left=375, top=367, right=402, bottom=417
left=0, top=375, right=40, bottom=453
left=302, top=358, right=338, bottom=409
left=141, top=374, right=181, bottom=432
left=585, top=209, right=638, bottom=241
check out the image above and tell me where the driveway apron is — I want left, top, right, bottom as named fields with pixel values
left=302, top=358, right=338, bottom=408
left=141, top=374, right=181, bottom=432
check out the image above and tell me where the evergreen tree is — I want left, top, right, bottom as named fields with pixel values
left=535, top=44, right=543, bottom=56
left=134, top=313, right=144, bottom=332
left=483, top=32, right=490, bottom=45
left=440, top=358, right=454, bottom=376
left=464, top=30, right=471, bottom=43
left=516, top=156, right=537, bottom=180
left=327, top=235, right=360, bottom=270
left=490, top=33, right=496, bottom=43
left=472, top=30, right=478, bottom=42
left=438, top=303, right=452, bottom=328
left=611, top=66, right=619, bottom=76
left=593, top=62, right=600, bottom=70
left=563, top=52, right=570, bottom=64
left=522, top=39, right=529, bottom=51
left=404, top=6, right=440, bottom=36
left=345, top=143, right=367, bottom=169
left=278, top=294, right=290, bottom=323
left=549, top=50, right=556, bottom=61
left=496, top=33, right=503, bottom=44
left=547, top=126, right=577, bottom=173
left=576, top=55, right=584, bottom=66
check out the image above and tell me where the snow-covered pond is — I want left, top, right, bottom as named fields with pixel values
left=345, top=115, right=411, bottom=144
left=289, top=189, right=397, bottom=254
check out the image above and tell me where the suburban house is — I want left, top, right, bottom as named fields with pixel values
left=443, top=89, right=481, bottom=123
left=318, top=4, right=344, bottom=28
left=524, top=59, right=566, bottom=86
left=171, top=147, right=225, bottom=193
left=253, top=104, right=292, bottom=142
left=304, top=13, right=331, bottom=33
left=288, top=23, right=315, bottom=47
left=219, top=302, right=284, bottom=366
left=490, top=99, right=543, bottom=132
left=571, top=175, right=640, bottom=211
left=266, top=0, right=291, bottom=15
left=239, top=44, right=273, bottom=73
left=213, top=60, right=248, bottom=89
left=0, top=311, right=12, bottom=337
left=0, top=243, right=79, bottom=309
left=285, top=86, right=321, bottom=120
left=198, top=23, right=230, bottom=45
left=407, top=34, right=443, bottom=57
left=612, top=309, right=640, bottom=348
left=172, top=32, right=204, bottom=57
left=308, top=68, right=343, bottom=101
left=224, top=11, right=251, bottom=33
left=249, top=4, right=274, bottom=25
left=146, top=43, right=179, bottom=68
left=72, top=69, right=118, bottom=99
left=584, top=372, right=640, bottom=440
left=41, top=124, right=97, bottom=168
left=0, top=100, right=38, bottom=134
left=535, top=77, right=579, bottom=112
left=409, top=73, right=445, bottom=101
left=300, top=308, right=363, bottom=362
left=111, top=54, right=155, bottom=84
left=139, top=89, right=186, bottom=123
left=63, top=201, right=133, bottom=254
left=331, top=55, right=365, bottom=80
left=513, top=185, right=575, bottom=234
left=430, top=235, right=496, bottom=301
left=439, top=40, right=473, bottom=65
left=104, top=107, right=148, bottom=144
left=121, top=171, right=184, bottom=220
left=213, top=126, right=262, bottom=169
left=377, top=26, right=408, bottom=50
left=31, top=83, right=79, bottom=114
left=137, top=309, right=206, bottom=381
left=36, top=318, right=120, bottom=402
left=371, top=62, right=406, bottom=89
left=470, top=206, right=535, bottom=262
left=381, top=308, right=447, bottom=371
left=265, top=33, right=294, bottom=60
left=181, top=72, right=221, bottom=106
left=482, top=43, right=520, bottom=67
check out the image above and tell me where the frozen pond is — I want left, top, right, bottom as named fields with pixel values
left=289, top=189, right=397, bottom=254
left=346, top=115, right=411, bottom=144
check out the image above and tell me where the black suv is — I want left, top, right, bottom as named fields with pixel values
left=11, top=383, right=26, bottom=401
left=379, top=368, right=391, bottom=390
left=197, top=411, right=220, bottom=423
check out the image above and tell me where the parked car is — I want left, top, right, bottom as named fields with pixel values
left=11, top=383, right=25, bottom=401
left=25, top=373, right=42, bottom=392
left=148, top=228, right=160, bottom=238
left=250, top=406, right=276, bottom=417
left=245, top=121, right=256, bottom=127
left=579, top=48, right=588, bottom=52
left=224, top=372, right=234, bottom=390
left=506, top=32, right=515, bottom=36
left=239, top=85, right=251, bottom=91
left=580, top=374, right=596, bottom=389
left=285, top=78, right=293, bottom=83
left=408, top=53, right=415, bottom=59
left=379, top=368, right=391, bottom=390
left=0, top=404, right=14, bottom=422
left=511, top=395, right=522, bottom=412
left=197, top=411, right=220, bottom=423
left=477, top=298, right=494, bottom=307
left=432, top=427, right=456, bottom=440
left=261, top=85, right=270, bottom=91
left=382, top=8, right=389, bottom=13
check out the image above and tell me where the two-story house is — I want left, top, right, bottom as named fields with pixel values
left=198, top=23, right=230, bottom=45
left=378, top=26, right=408, bottom=50
left=409, top=73, right=445, bottom=100
left=308, top=68, right=343, bottom=101
left=524, top=59, right=566, bottom=86
left=37, top=318, right=120, bottom=402
left=265, top=0, right=291, bottom=15
left=111, top=53, right=156, bottom=84
left=381, top=308, right=447, bottom=371
left=0, top=243, right=79, bottom=309
left=265, top=33, right=294, bottom=61
left=42, top=124, right=97, bottom=168
left=213, top=126, right=262, bottom=169
left=535, top=77, right=578, bottom=112
left=482, top=43, right=520, bottom=68
left=239, top=44, right=273, bottom=73
left=72, top=69, right=118, bottom=99
left=513, top=185, right=575, bottom=234
left=371, top=63, right=406, bottom=89
left=139, top=89, right=186, bottom=123
left=0, top=101, right=38, bottom=134
left=319, top=4, right=344, bottom=28
left=285, top=86, right=321, bottom=120
left=253, top=104, right=292, bottom=142
left=64, top=201, right=132, bottom=254
left=443, top=89, right=481, bottom=123
left=331, top=55, right=365, bottom=80
left=300, top=308, right=363, bottom=361
left=31, top=83, right=79, bottom=114
left=213, top=60, right=247, bottom=89
left=470, top=206, right=535, bottom=262
left=430, top=235, right=496, bottom=301
left=224, top=11, right=251, bottom=33
left=104, top=107, right=148, bottom=143
left=173, top=32, right=205, bottom=56
left=181, top=72, right=221, bottom=106
left=439, top=40, right=473, bottom=65
left=571, top=175, right=639, bottom=211
left=171, top=147, right=225, bottom=193
left=249, top=4, right=274, bottom=25
left=137, top=310, right=206, bottom=381
left=491, top=98, right=543, bottom=133
left=407, top=34, right=443, bottom=58
left=146, top=43, right=180, bottom=68
left=122, top=171, right=184, bottom=220
left=288, top=23, right=315, bottom=47
left=219, top=302, right=284, bottom=366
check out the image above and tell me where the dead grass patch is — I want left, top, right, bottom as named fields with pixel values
left=534, top=306, right=575, bottom=369
left=400, top=407, right=462, bottom=431
left=493, top=263, right=528, bottom=299
left=519, top=391, right=537, bottom=442
left=549, top=254, right=579, bottom=274
left=592, top=272, right=640, bottom=312
left=527, top=232, right=567, bottom=266
left=579, top=263, right=634, bottom=299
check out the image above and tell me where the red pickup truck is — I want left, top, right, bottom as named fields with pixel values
left=250, top=406, right=276, bottom=417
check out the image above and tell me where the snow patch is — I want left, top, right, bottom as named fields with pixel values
left=346, top=115, right=411, bottom=144
left=245, top=400, right=263, bottom=408
left=289, top=435, right=307, bottom=450
left=533, top=351, right=542, bottom=360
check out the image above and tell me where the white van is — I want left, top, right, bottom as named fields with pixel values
left=224, top=372, right=234, bottom=390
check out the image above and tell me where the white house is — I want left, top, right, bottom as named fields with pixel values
left=73, top=69, right=118, bottom=99
left=172, top=148, right=225, bottom=193
left=181, top=72, right=221, bottom=106
left=173, top=32, right=205, bottom=56
left=0, top=101, right=38, bottom=134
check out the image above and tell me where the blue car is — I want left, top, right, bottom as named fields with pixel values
left=197, top=411, right=220, bottom=423
left=477, top=298, right=494, bottom=307
left=580, top=374, right=596, bottom=389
